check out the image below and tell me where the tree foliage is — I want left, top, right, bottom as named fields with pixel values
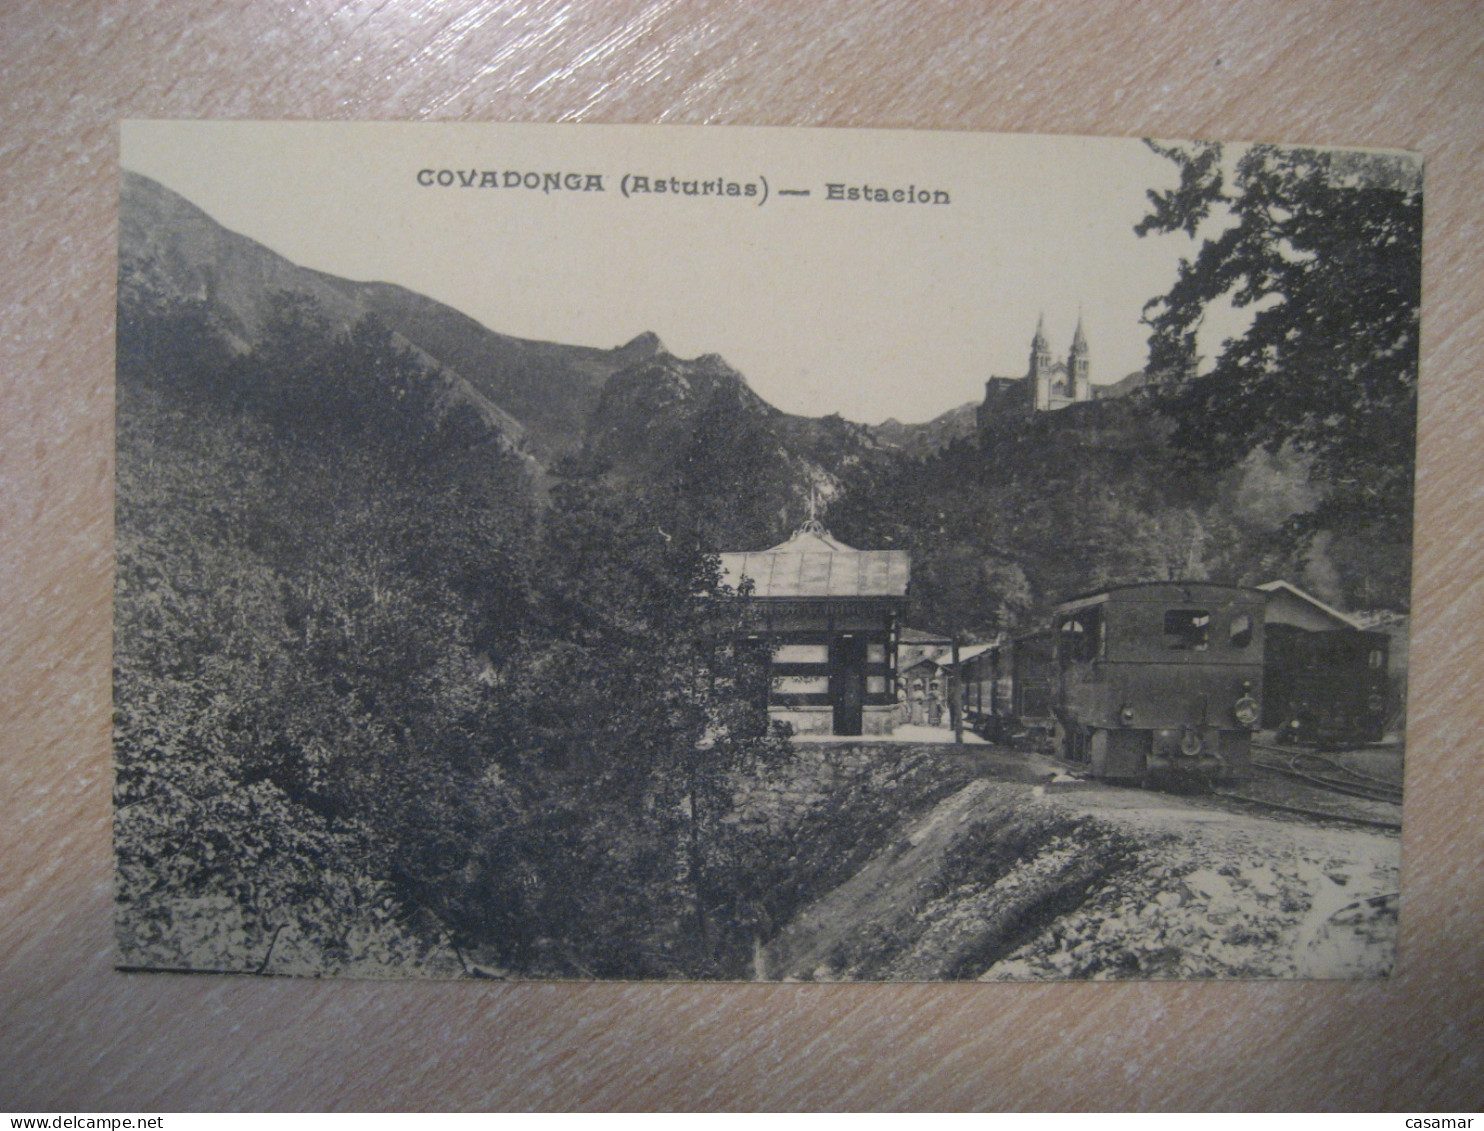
left=1137, top=141, right=1422, bottom=539
left=114, top=300, right=507, bottom=976
left=428, top=456, right=790, bottom=977
left=821, top=143, right=1420, bottom=632
left=115, top=287, right=788, bottom=979
left=828, top=399, right=1270, bottom=638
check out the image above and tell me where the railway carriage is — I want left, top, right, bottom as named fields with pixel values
left=1051, top=582, right=1264, bottom=783
left=1262, top=624, right=1390, bottom=747
left=963, top=632, right=1056, bottom=746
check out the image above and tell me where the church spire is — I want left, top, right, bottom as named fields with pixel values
left=1028, top=313, right=1054, bottom=411
left=1068, top=309, right=1091, bottom=401
left=1070, top=310, right=1088, bottom=356
left=1032, top=312, right=1049, bottom=353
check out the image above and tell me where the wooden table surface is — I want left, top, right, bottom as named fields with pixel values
left=2, top=0, right=1481, bottom=1112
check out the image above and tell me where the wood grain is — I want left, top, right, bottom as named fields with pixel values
left=2, top=0, right=1480, bottom=1111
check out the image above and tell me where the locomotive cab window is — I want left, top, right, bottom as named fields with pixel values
left=1164, top=609, right=1210, bottom=651
left=1228, top=613, right=1253, bottom=649
left=1058, top=607, right=1104, bottom=663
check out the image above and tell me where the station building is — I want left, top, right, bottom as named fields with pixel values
left=717, top=521, right=911, bottom=737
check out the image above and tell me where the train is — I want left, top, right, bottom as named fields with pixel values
left=960, top=581, right=1391, bottom=784
left=1049, top=582, right=1264, bottom=783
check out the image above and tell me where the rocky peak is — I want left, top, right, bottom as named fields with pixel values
left=616, top=330, right=666, bottom=358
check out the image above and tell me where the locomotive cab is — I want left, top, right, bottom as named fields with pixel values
left=1051, top=583, right=1265, bottom=785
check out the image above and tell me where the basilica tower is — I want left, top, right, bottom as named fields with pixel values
left=1029, top=313, right=1054, bottom=411
left=1069, top=314, right=1091, bottom=402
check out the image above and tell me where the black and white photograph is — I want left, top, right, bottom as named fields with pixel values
left=114, top=120, right=1419, bottom=982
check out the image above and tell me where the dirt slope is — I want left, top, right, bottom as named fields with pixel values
left=761, top=777, right=1400, bottom=982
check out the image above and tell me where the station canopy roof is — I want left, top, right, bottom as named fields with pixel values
left=717, top=521, right=910, bottom=600
left=1257, top=579, right=1363, bottom=631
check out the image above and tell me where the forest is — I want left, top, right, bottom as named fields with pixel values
left=827, top=390, right=1412, bottom=644
left=114, top=287, right=806, bottom=978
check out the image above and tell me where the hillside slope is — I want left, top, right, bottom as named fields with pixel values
left=119, top=170, right=890, bottom=543
left=121, top=170, right=656, bottom=460
left=762, top=777, right=1398, bottom=981
left=869, top=402, right=979, bottom=457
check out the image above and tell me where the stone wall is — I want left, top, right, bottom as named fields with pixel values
left=730, top=741, right=962, bottom=834
left=770, top=705, right=899, bottom=735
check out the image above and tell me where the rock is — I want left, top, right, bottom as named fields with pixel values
left=981, top=958, right=1034, bottom=981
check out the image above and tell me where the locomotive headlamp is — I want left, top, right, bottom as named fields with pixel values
left=1119, top=703, right=1135, bottom=726
left=1234, top=680, right=1260, bottom=730
left=1234, top=695, right=1260, bottom=729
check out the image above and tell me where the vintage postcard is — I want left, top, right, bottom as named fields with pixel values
left=115, top=121, right=1417, bottom=980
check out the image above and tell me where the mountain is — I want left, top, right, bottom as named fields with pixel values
left=1096, top=370, right=1155, bottom=399
left=582, top=346, right=893, bottom=545
left=118, top=171, right=890, bottom=545
left=869, top=402, right=980, bottom=457
left=585, top=349, right=778, bottom=476
left=120, top=171, right=661, bottom=460
left=312, top=282, right=663, bottom=461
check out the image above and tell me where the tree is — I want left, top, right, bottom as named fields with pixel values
left=826, top=398, right=1247, bottom=635
left=1136, top=141, right=1422, bottom=543
left=467, top=463, right=789, bottom=977
left=117, top=282, right=799, bottom=978
left=114, top=289, right=539, bottom=976
left=665, top=378, right=786, bottom=550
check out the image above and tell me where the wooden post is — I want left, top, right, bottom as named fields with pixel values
left=952, top=635, right=964, bottom=746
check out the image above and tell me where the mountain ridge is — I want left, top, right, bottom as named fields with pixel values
left=120, top=172, right=977, bottom=464
left=118, top=171, right=947, bottom=545
left=121, top=171, right=689, bottom=462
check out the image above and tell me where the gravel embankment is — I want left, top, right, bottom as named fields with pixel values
left=762, top=776, right=1400, bottom=982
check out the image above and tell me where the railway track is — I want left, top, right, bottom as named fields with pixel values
left=1211, top=786, right=1402, bottom=831
left=1250, top=743, right=1404, bottom=805
left=1206, top=742, right=1403, bottom=830
left=1030, top=740, right=1403, bottom=829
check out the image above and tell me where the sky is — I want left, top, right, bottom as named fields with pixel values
left=122, top=121, right=1201, bottom=425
